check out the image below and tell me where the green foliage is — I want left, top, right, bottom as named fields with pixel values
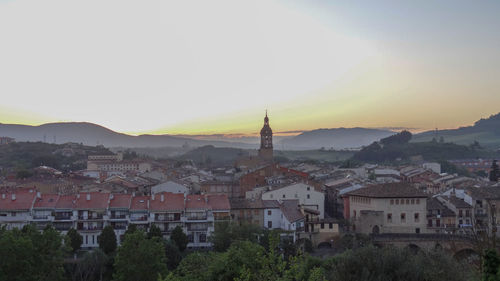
left=354, top=137, right=500, bottom=163
left=380, top=130, right=412, bottom=146
left=16, top=168, right=33, bottom=179
left=67, top=248, right=109, bottom=281
left=210, top=222, right=262, bottom=252
left=99, top=225, right=117, bottom=255
left=113, top=231, right=167, bottom=281
left=148, top=224, right=163, bottom=239
left=124, top=224, right=137, bottom=237
left=170, top=226, right=188, bottom=252
left=0, top=225, right=65, bottom=281
left=164, top=240, right=183, bottom=271
left=439, top=160, right=471, bottom=177
left=482, top=249, right=500, bottom=281
left=324, top=246, right=476, bottom=281
left=66, top=228, right=83, bottom=254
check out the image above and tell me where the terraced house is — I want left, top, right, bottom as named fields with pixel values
left=0, top=189, right=230, bottom=249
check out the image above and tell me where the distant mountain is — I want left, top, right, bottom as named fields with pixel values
left=0, top=122, right=257, bottom=149
left=413, top=113, right=500, bottom=148
left=279, top=128, right=395, bottom=150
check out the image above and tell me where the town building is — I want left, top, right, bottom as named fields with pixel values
left=343, top=183, right=428, bottom=234
left=261, top=183, right=325, bottom=218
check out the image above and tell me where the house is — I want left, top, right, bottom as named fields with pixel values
left=149, top=192, right=184, bottom=238
left=108, top=193, right=132, bottom=244
left=151, top=181, right=189, bottom=195
left=0, top=188, right=36, bottom=230
left=74, top=192, right=110, bottom=248
left=343, top=183, right=428, bottom=234
left=261, top=183, right=325, bottom=218
left=129, top=195, right=150, bottom=231
left=426, top=197, right=456, bottom=233
left=32, top=193, right=59, bottom=230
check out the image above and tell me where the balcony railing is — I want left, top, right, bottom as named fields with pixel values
left=130, top=216, right=148, bottom=221
left=77, top=225, right=104, bottom=231
left=54, top=215, right=73, bottom=221
left=110, top=214, right=128, bottom=219
left=78, top=214, right=104, bottom=220
left=32, top=215, right=54, bottom=220
left=155, top=216, right=181, bottom=222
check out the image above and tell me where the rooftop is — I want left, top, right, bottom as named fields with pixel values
left=344, top=183, right=428, bottom=198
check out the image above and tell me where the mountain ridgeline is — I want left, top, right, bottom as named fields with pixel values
left=353, top=130, right=500, bottom=163
left=412, top=113, right=500, bottom=148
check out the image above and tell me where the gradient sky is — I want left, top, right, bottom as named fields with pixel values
left=1, top=0, right=499, bottom=135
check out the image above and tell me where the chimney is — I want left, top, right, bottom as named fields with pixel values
left=86, top=193, right=91, bottom=201
left=161, top=194, right=164, bottom=202
left=11, top=194, right=16, bottom=201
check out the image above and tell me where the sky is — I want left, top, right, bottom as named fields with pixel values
left=1, top=0, right=499, bottom=136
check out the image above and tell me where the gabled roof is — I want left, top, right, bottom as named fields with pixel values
left=230, top=198, right=279, bottom=209
left=150, top=192, right=184, bottom=212
left=207, top=195, right=230, bottom=210
left=33, top=194, right=59, bottom=209
left=109, top=194, right=132, bottom=209
left=0, top=189, right=36, bottom=211
left=448, top=196, right=472, bottom=209
left=427, top=197, right=455, bottom=217
left=344, top=183, right=428, bottom=198
left=186, top=194, right=209, bottom=210
left=55, top=195, right=76, bottom=209
left=130, top=196, right=149, bottom=211
left=280, top=200, right=304, bottom=223
left=74, top=192, right=110, bottom=210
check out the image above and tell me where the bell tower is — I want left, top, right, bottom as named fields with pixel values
left=258, top=111, right=273, bottom=162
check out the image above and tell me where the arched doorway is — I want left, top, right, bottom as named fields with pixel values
left=372, top=225, right=380, bottom=234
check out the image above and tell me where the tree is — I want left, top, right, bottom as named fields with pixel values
left=113, top=231, right=167, bottom=281
left=99, top=225, right=117, bottom=255
left=69, top=248, right=109, bottom=281
left=66, top=228, right=83, bottom=254
left=148, top=224, right=163, bottom=239
left=483, top=249, right=500, bottom=281
left=164, top=240, right=183, bottom=271
left=170, top=226, right=188, bottom=252
left=490, top=160, right=499, bottom=182
left=124, top=224, right=137, bottom=237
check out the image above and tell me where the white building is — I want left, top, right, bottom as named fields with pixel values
left=261, top=183, right=325, bottom=218
left=151, top=181, right=189, bottom=195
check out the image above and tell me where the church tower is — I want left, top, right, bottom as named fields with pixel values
left=258, top=111, right=273, bottom=162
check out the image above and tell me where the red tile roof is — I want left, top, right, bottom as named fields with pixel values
left=74, top=192, right=110, bottom=210
left=207, top=195, right=230, bottom=210
left=0, top=189, right=36, bottom=211
left=150, top=192, right=184, bottom=211
left=130, top=196, right=149, bottom=211
left=186, top=194, right=209, bottom=210
left=33, top=194, right=59, bottom=209
left=109, top=194, right=132, bottom=209
left=55, top=195, right=76, bottom=209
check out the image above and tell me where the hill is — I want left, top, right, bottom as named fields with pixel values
left=177, top=145, right=250, bottom=166
left=0, top=141, right=112, bottom=173
left=353, top=131, right=500, bottom=163
left=413, top=113, right=500, bottom=148
left=279, top=128, right=394, bottom=150
left=0, top=122, right=256, bottom=149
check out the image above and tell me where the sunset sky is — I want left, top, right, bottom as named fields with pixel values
left=1, top=0, right=499, bottom=136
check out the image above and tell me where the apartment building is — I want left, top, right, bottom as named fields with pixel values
left=261, top=183, right=325, bottom=218
left=0, top=190, right=230, bottom=249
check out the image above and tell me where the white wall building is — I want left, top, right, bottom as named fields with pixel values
left=261, top=183, right=325, bottom=218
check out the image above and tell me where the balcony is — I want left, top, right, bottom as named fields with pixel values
left=54, top=214, right=73, bottom=221
left=475, top=212, right=488, bottom=218
left=0, top=216, right=32, bottom=222
left=129, top=215, right=149, bottom=223
left=154, top=215, right=181, bottom=222
left=33, top=215, right=55, bottom=221
left=109, top=214, right=129, bottom=220
left=77, top=214, right=105, bottom=220
left=77, top=225, right=104, bottom=231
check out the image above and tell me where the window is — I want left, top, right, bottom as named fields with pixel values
left=459, top=210, right=463, bottom=217
left=282, top=194, right=286, bottom=198
left=188, top=234, right=194, bottom=243
left=199, top=234, right=207, bottom=243
left=390, top=199, right=394, bottom=205
left=401, top=213, right=406, bottom=223
left=267, top=210, right=272, bottom=216
left=387, top=213, right=392, bottom=223
left=307, top=187, right=310, bottom=191
left=436, top=219, right=440, bottom=227
left=459, top=219, right=463, bottom=225
left=396, top=199, right=399, bottom=205
left=353, top=210, right=357, bottom=218
left=307, top=194, right=310, bottom=199
left=416, top=199, right=420, bottom=204
left=411, top=199, right=415, bottom=204
left=254, top=210, right=259, bottom=215
left=428, top=219, right=432, bottom=227
left=465, top=210, right=471, bottom=217
left=401, top=199, right=405, bottom=205
left=329, top=223, right=333, bottom=229
left=321, top=223, right=324, bottom=229
left=414, top=213, right=419, bottom=223
left=406, top=199, right=410, bottom=205
left=268, top=221, right=272, bottom=228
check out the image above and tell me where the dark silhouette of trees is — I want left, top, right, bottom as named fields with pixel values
left=490, top=160, right=499, bottom=182
left=98, top=225, right=117, bottom=255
